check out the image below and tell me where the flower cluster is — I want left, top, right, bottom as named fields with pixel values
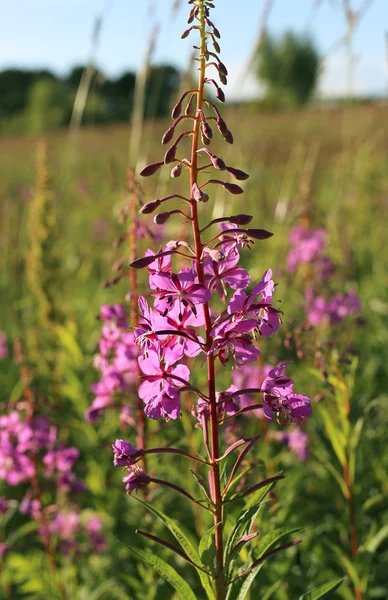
left=287, top=226, right=361, bottom=326
left=287, top=227, right=334, bottom=278
left=87, top=304, right=138, bottom=425
left=306, top=287, right=361, bottom=326
left=0, top=403, right=105, bottom=557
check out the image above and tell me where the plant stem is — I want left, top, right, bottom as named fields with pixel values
left=189, top=3, right=225, bottom=597
left=128, top=175, right=147, bottom=475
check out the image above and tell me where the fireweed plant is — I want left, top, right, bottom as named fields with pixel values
left=112, top=2, right=312, bottom=598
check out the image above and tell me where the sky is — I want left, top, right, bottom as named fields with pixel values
left=1, top=0, right=387, bottom=98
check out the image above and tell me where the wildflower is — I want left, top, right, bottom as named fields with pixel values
left=122, top=468, right=150, bottom=493
left=262, top=363, right=312, bottom=425
left=152, top=268, right=211, bottom=317
left=112, top=440, right=144, bottom=466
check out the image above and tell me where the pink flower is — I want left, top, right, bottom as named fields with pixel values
left=262, top=363, right=312, bottom=425
left=138, top=348, right=190, bottom=419
left=153, top=268, right=211, bottom=317
left=204, top=247, right=250, bottom=301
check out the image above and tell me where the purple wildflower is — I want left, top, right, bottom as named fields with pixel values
left=112, top=439, right=144, bottom=466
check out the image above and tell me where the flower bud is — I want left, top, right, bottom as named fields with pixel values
left=215, top=85, right=225, bottom=102
left=218, top=61, right=228, bottom=76
left=201, top=121, right=213, bottom=140
left=213, top=40, right=221, bottom=54
left=219, top=73, right=227, bottom=86
left=154, top=212, right=172, bottom=225
left=213, top=26, right=221, bottom=39
left=130, top=251, right=172, bottom=269
left=192, top=183, right=209, bottom=203
left=140, top=199, right=162, bottom=214
left=229, top=214, right=253, bottom=225
left=181, top=28, right=192, bottom=39
left=164, top=144, right=177, bottom=164
left=216, top=117, right=228, bottom=135
left=223, top=129, right=234, bottom=144
left=209, top=180, right=244, bottom=194
left=245, top=228, right=274, bottom=240
left=170, top=164, right=182, bottom=178
left=171, top=100, right=183, bottom=119
left=140, top=161, right=163, bottom=177
left=162, top=126, right=175, bottom=145
left=226, top=166, right=249, bottom=180
left=185, top=93, right=196, bottom=116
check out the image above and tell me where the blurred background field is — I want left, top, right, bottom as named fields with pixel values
left=1, top=1, right=388, bottom=599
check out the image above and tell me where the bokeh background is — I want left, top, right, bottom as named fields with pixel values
left=1, top=1, right=388, bottom=599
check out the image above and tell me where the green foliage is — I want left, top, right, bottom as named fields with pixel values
left=299, top=578, right=345, bottom=599
left=255, top=31, right=319, bottom=108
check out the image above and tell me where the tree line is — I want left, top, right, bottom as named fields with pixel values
left=0, top=64, right=181, bottom=134
left=0, top=31, right=322, bottom=134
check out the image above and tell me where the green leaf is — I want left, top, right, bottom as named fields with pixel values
left=362, top=524, right=388, bottom=554
left=319, top=406, right=346, bottom=466
left=190, top=469, right=213, bottom=505
left=199, top=523, right=221, bottom=573
left=124, top=544, right=197, bottom=600
left=224, top=505, right=262, bottom=565
left=133, top=498, right=214, bottom=600
left=227, top=527, right=301, bottom=600
left=299, top=578, right=345, bottom=599
left=6, top=520, right=39, bottom=545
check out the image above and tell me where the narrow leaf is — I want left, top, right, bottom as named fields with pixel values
left=299, top=578, right=345, bottom=600
left=123, top=543, right=197, bottom=600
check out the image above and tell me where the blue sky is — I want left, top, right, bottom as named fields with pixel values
left=1, top=0, right=387, bottom=97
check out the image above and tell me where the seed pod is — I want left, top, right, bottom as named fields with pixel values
left=229, top=214, right=253, bottom=225
left=170, top=164, right=182, bottom=178
left=140, top=199, right=162, bottom=214
left=226, top=166, right=249, bottom=180
left=162, top=125, right=175, bottom=145
left=140, top=161, right=164, bottom=177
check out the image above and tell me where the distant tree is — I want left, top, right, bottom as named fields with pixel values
left=255, top=31, right=320, bottom=108
left=25, top=79, right=72, bottom=133
left=144, top=65, right=180, bottom=118
left=102, top=71, right=136, bottom=121
left=0, top=69, right=57, bottom=120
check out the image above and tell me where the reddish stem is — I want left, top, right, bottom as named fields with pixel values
left=188, top=4, right=225, bottom=597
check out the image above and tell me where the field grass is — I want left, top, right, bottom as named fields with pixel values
left=1, top=102, right=388, bottom=599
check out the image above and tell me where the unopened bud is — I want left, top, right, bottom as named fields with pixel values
left=162, top=126, right=175, bottom=145
left=245, top=228, right=274, bottom=240
left=192, top=183, right=209, bottom=203
left=215, top=85, right=225, bottom=102
left=223, top=129, right=234, bottom=144
left=213, top=26, right=221, bottom=39
left=181, top=28, right=191, bottom=39
left=219, top=73, right=227, bottom=86
left=164, top=144, right=177, bottom=164
left=216, top=117, right=228, bottom=135
left=209, top=180, right=244, bottom=194
left=210, top=154, right=226, bottom=170
left=140, top=161, right=163, bottom=177
left=229, top=214, right=253, bottom=225
left=140, top=199, right=161, bottom=214
left=213, top=40, right=221, bottom=54
left=172, top=100, right=183, bottom=119
left=154, top=212, right=172, bottom=225
left=170, top=164, right=182, bottom=178
left=226, top=166, right=249, bottom=180
left=218, top=61, right=228, bottom=76
left=201, top=121, right=213, bottom=140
